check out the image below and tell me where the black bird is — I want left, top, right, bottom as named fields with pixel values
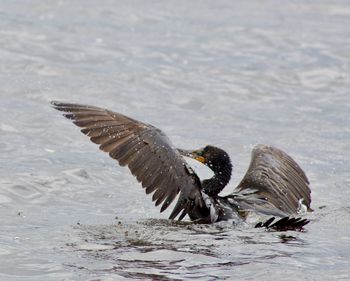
left=51, top=101, right=311, bottom=229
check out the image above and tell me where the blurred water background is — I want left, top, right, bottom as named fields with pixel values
left=1, top=0, right=350, bottom=280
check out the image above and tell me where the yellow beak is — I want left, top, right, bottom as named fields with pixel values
left=195, top=156, right=206, bottom=164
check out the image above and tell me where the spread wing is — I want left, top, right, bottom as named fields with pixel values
left=51, top=101, right=204, bottom=220
left=234, top=144, right=311, bottom=215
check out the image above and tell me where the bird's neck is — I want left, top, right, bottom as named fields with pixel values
left=202, top=164, right=232, bottom=196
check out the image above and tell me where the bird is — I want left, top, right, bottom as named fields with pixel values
left=51, top=101, right=311, bottom=230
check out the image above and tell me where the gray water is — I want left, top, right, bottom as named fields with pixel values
left=1, top=1, right=350, bottom=280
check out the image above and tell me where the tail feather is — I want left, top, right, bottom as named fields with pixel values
left=255, top=216, right=309, bottom=231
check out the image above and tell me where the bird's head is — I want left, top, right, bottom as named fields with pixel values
left=178, top=145, right=232, bottom=195
left=178, top=145, right=232, bottom=174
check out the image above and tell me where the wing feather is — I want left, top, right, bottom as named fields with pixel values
left=51, top=101, right=204, bottom=219
left=235, top=144, right=311, bottom=215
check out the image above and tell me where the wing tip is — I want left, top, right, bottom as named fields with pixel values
left=168, top=200, right=186, bottom=220
left=50, top=100, right=59, bottom=105
left=50, top=100, right=65, bottom=107
left=51, top=100, right=71, bottom=111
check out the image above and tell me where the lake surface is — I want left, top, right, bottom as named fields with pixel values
left=1, top=1, right=350, bottom=280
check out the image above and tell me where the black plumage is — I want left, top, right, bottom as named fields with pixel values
left=52, top=101, right=312, bottom=229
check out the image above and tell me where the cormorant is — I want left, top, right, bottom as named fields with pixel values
left=51, top=101, right=311, bottom=230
